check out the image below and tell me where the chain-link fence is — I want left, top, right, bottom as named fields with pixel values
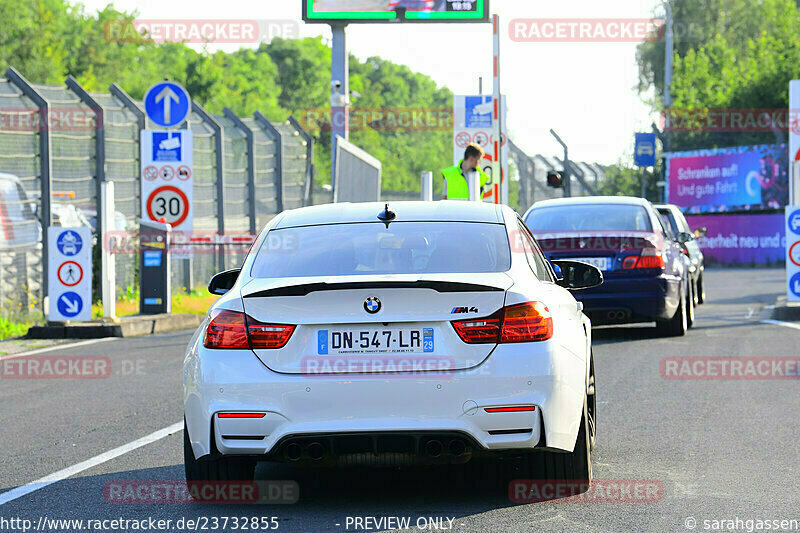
left=0, top=67, right=315, bottom=317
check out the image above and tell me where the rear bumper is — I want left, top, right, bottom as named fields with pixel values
left=576, top=273, right=681, bottom=325
left=183, top=323, right=588, bottom=461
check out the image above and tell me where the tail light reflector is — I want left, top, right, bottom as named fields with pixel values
left=217, top=413, right=266, bottom=419
left=484, top=406, right=536, bottom=413
left=452, top=301, right=553, bottom=344
left=204, top=309, right=295, bottom=349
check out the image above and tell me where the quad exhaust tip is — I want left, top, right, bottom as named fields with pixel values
left=285, top=442, right=302, bottom=461
left=425, top=439, right=443, bottom=458
left=448, top=439, right=466, bottom=457
left=307, top=442, right=325, bottom=461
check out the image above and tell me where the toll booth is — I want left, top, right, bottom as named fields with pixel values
left=139, top=219, right=171, bottom=314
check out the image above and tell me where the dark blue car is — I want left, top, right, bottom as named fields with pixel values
left=523, top=196, right=694, bottom=337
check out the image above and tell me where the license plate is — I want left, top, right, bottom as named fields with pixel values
left=317, top=328, right=434, bottom=355
left=567, top=257, right=611, bottom=271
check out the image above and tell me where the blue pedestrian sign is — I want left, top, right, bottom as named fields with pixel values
left=143, top=82, right=190, bottom=128
left=56, top=291, right=83, bottom=318
left=56, top=229, right=83, bottom=256
left=634, top=133, right=657, bottom=167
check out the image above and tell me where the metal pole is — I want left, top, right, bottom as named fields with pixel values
left=549, top=129, right=570, bottom=197
left=5, top=67, right=52, bottom=314
left=65, top=75, right=105, bottom=301
left=662, top=0, right=673, bottom=163
left=109, top=83, right=146, bottom=221
left=492, top=14, right=504, bottom=205
left=223, top=108, right=257, bottom=235
left=421, top=171, right=433, bottom=201
left=330, top=24, right=349, bottom=200
left=641, top=167, right=647, bottom=199
left=253, top=111, right=283, bottom=214
left=287, top=116, right=315, bottom=207
left=663, top=0, right=673, bottom=111
left=191, top=102, right=225, bottom=271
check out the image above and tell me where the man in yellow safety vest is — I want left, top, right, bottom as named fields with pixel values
left=441, top=143, right=490, bottom=200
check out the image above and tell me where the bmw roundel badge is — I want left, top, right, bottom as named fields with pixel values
left=364, top=297, right=381, bottom=314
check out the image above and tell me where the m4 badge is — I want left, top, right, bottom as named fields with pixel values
left=451, top=306, right=479, bottom=314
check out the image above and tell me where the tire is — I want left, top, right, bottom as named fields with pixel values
left=656, top=281, right=687, bottom=337
left=184, top=421, right=257, bottom=484
left=696, top=273, right=706, bottom=304
left=493, top=396, right=592, bottom=494
left=686, top=280, right=695, bottom=329
left=587, top=353, right=596, bottom=451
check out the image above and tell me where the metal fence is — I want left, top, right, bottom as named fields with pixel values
left=0, top=67, right=314, bottom=317
left=509, top=138, right=606, bottom=212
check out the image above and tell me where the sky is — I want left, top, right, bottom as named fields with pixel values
left=75, top=0, right=665, bottom=166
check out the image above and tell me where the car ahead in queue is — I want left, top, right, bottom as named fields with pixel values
left=523, top=196, right=694, bottom=336
left=184, top=201, right=601, bottom=487
left=654, top=203, right=706, bottom=305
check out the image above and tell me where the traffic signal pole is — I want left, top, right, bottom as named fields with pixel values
left=550, top=129, right=571, bottom=197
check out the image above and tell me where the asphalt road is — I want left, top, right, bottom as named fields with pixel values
left=1, top=268, right=798, bottom=533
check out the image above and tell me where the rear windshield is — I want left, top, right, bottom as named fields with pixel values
left=250, top=222, right=511, bottom=278
left=525, top=204, right=652, bottom=232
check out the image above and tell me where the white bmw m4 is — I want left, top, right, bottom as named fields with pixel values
left=184, top=201, right=601, bottom=485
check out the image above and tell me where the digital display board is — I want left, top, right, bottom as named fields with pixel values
left=303, top=0, right=489, bottom=24
left=666, top=144, right=789, bottom=213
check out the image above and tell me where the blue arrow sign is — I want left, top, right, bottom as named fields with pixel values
left=144, top=82, right=190, bottom=128
left=790, top=272, right=800, bottom=299
left=56, top=291, right=83, bottom=318
left=634, top=133, right=657, bottom=167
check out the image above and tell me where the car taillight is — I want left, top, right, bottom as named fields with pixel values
left=247, top=317, right=295, bottom=349
left=204, top=309, right=249, bottom=348
left=204, top=309, right=295, bottom=349
left=621, top=248, right=666, bottom=270
left=452, top=301, right=553, bottom=344
left=451, top=311, right=502, bottom=344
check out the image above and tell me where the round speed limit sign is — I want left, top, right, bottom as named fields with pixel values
left=146, top=185, right=189, bottom=227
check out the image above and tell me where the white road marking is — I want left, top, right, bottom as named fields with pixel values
left=760, top=319, right=800, bottom=331
left=0, top=422, right=182, bottom=506
left=0, top=338, right=117, bottom=361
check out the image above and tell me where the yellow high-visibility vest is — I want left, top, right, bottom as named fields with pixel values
left=441, top=160, right=489, bottom=199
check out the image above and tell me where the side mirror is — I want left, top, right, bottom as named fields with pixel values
left=675, top=231, right=694, bottom=244
left=693, top=227, right=707, bottom=238
left=208, top=268, right=241, bottom=295
left=552, top=260, right=603, bottom=290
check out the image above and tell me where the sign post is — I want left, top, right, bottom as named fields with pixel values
left=634, top=133, right=657, bottom=199
left=453, top=94, right=507, bottom=202
left=48, top=227, right=92, bottom=322
left=787, top=206, right=800, bottom=302
left=789, top=81, right=800, bottom=205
